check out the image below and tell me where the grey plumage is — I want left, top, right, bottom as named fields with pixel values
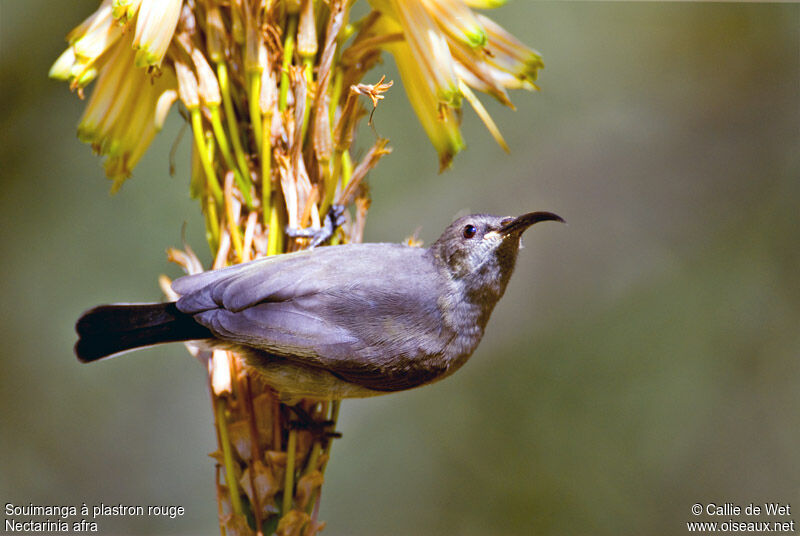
left=75, top=212, right=563, bottom=399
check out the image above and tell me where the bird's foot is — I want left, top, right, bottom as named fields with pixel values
left=286, top=404, right=342, bottom=440
left=285, top=204, right=346, bottom=249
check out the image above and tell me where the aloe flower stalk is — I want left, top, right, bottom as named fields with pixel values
left=53, top=0, right=542, bottom=532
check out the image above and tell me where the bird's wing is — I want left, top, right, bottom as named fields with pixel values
left=173, top=247, right=322, bottom=313
left=175, top=245, right=453, bottom=391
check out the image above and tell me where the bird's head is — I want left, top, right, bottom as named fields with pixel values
left=431, top=211, right=564, bottom=302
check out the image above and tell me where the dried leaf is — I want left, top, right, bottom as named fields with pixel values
left=264, top=450, right=287, bottom=493
left=239, top=460, right=282, bottom=518
left=295, top=470, right=324, bottom=510
left=227, top=420, right=252, bottom=462
left=277, top=509, right=310, bottom=536
left=303, top=519, right=326, bottom=536
left=222, top=513, right=253, bottom=536
left=253, top=392, right=278, bottom=450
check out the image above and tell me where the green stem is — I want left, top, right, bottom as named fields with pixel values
left=279, top=15, right=298, bottom=112
left=267, top=197, right=284, bottom=256
left=329, top=152, right=349, bottom=246
left=341, top=148, right=353, bottom=188
left=210, top=106, right=254, bottom=208
left=225, top=179, right=245, bottom=262
left=191, top=108, right=223, bottom=205
left=216, top=62, right=250, bottom=179
left=261, top=113, right=273, bottom=230
left=319, top=151, right=339, bottom=217
left=205, top=194, right=220, bottom=253
left=248, top=72, right=263, bottom=151
left=215, top=397, right=245, bottom=517
left=329, top=69, right=343, bottom=126
left=305, top=443, right=322, bottom=477
left=300, top=58, right=314, bottom=143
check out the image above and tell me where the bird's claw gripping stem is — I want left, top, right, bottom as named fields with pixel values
left=286, top=404, right=342, bottom=440
left=285, top=204, right=346, bottom=249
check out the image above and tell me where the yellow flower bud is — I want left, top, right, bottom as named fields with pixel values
left=175, top=60, right=200, bottom=110
left=421, top=0, right=487, bottom=49
left=132, top=0, right=182, bottom=68
left=297, top=0, right=318, bottom=58
left=192, top=49, right=222, bottom=106
left=205, top=5, right=226, bottom=64
left=49, top=48, right=76, bottom=81
left=111, top=0, right=141, bottom=24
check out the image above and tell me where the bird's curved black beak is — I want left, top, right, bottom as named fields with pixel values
left=500, top=211, right=565, bottom=236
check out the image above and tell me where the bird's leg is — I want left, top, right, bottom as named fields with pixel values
left=285, top=204, right=347, bottom=249
left=279, top=403, right=339, bottom=515
left=284, top=403, right=342, bottom=440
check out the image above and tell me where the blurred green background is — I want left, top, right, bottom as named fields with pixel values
left=1, top=1, right=798, bottom=534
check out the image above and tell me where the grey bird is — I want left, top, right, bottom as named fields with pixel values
left=75, top=211, right=564, bottom=400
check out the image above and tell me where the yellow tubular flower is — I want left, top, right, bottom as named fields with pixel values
left=77, top=38, right=136, bottom=144
left=66, top=0, right=113, bottom=44
left=420, top=0, right=487, bottom=49
left=297, top=0, right=318, bottom=58
left=51, top=0, right=124, bottom=89
left=487, top=69, right=539, bottom=91
left=111, top=0, right=142, bottom=24
left=375, top=15, right=464, bottom=170
left=133, top=0, right=183, bottom=68
left=77, top=33, right=177, bottom=188
left=205, top=5, right=226, bottom=63
left=448, top=38, right=512, bottom=106
left=104, top=68, right=176, bottom=190
left=71, top=15, right=122, bottom=63
left=49, top=48, right=77, bottom=81
left=369, top=0, right=461, bottom=107
left=476, top=13, right=543, bottom=84
left=155, top=89, right=179, bottom=130
left=49, top=44, right=103, bottom=91
left=174, top=60, right=200, bottom=110
left=56, top=0, right=541, bottom=185
left=368, top=0, right=541, bottom=166
left=192, top=49, right=221, bottom=107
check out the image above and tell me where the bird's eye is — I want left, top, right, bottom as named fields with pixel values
left=462, top=224, right=477, bottom=239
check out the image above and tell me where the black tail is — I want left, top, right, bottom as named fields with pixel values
left=75, top=302, right=213, bottom=363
